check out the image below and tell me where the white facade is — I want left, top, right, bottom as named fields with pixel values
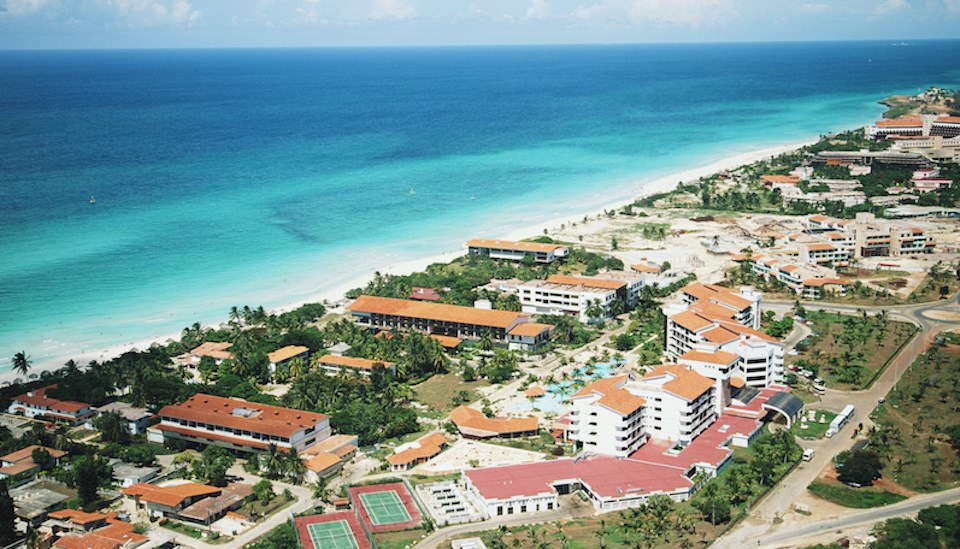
left=518, top=280, right=615, bottom=322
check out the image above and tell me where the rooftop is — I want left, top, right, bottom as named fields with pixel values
left=466, top=239, right=567, bottom=253
left=317, top=354, right=395, bottom=370
left=156, top=393, right=327, bottom=439
left=448, top=406, right=538, bottom=437
left=348, top=295, right=527, bottom=330
left=190, top=341, right=234, bottom=360
left=9, top=385, right=91, bottom=414
left=643, top=365, right=714, bottom=402
left=122, top=482, right=221, bottom=508
left=267, top=345, right=309, bottom=364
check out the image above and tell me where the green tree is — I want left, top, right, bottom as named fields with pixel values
left=12, top=351, right=31, bottom=378
left=871, top=517, right=939, bottom=548
left=30, top=448, right=51, bottom=468
left=252, top=479, right=274, bottom=504
left=93, top=411, right=130, bottom=444
left=73, top=455, right=112, bottom=509
left=193, top=445, right=235, bottom=487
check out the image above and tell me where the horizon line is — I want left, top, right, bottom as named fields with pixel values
left=2, top=37, right=960, bottom=53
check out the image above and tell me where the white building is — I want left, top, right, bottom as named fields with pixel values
left=518, top=277, right=620, bottom=322
left=88, top=401, right=154, bottom=435
left=465, top=239, right=568, bottom=264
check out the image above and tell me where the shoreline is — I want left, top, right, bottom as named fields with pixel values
left=3, top=137, right=815, bottom=385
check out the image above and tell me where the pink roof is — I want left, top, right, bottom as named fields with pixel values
left=464, top=455, right=692, bottom=501
left=630, top=415, right=761, bottom=471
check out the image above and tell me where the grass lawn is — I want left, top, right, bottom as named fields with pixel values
left=373, top=528, right=427, bottom=549
left=238, top=494, right=294, bottom=519
left=791, top=410, right=837, bottom=439
left=407, top=472, right=461, bottom=486
left=413, top=374, right=489, bottom=415
left=868, top=341, right=960, bottom=492
left=484, top=434, right=572, bottom=458
left=807, top=481, right=907, bottom=508
left=788, top=311, right=915, bottom=390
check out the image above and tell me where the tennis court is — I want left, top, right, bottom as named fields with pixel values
left=306, top=520, right=359, bottom=549
left=358, top=490, right=411, bottom=525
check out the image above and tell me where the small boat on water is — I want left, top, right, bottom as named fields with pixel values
left=90, top=196, right=95, bottom=204
left=409, top=186, right=416, bottom=195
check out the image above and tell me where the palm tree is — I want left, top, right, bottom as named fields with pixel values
left=12, top=351, right=30, bottom=378
left=429, top=342, right=447, bottom=374
left=262, top=444, right=284, bottom=479
left=594, top=519, right=607, bottom=548
left=288, top=358, right=305, bottom=380
left=312, top=476, right=331, bottom=501
left=283, top=452, right=306, bottom=484
left=477, top=330, right=494, bottom=353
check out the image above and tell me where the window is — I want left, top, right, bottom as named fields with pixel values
left=547, top=503, right=554, bottom=510
left=507, top=507, right=514, bottom=515
left=521, top=505, right=527, bottom=513
left=497, top=506, right=503, bottom=516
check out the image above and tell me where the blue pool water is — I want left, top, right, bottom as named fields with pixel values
left=514, top=361, right=625, bottom=413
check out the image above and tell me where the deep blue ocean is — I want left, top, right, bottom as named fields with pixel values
left=3, top=41, right=960, bottom=369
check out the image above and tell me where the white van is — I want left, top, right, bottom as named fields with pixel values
left=803, top=448, right=815, bottom=461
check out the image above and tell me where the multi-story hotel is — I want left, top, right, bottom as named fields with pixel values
left=316, top=354, right=397, bottom=377
left=465, top=239, right=568, bottom=264
left=569, top=365, right=716, bottom=457
left=148, top=393, right=332, bottom=454
left=743, top=252, right=849, bottom=300
left=518, top=272, right=647, bottom=322
left=804, top=212, right=936, bottom=258
left=664, top=283, right=783, bottom=388
left=347, top=295, right=553, bottom=351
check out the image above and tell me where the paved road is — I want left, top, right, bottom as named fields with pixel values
left=760, top=486, right=960, bottom=548
left=713, top=293, right=960, bottom=548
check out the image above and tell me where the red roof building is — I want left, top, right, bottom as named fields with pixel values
left=149, top=393, right=332, bottom=454
left=6, top=385, right=93, bottom=424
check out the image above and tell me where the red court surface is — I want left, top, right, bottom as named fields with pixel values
left=348, top=482, right=423, bottom=533
left=294, top=512, right=372, bottom=549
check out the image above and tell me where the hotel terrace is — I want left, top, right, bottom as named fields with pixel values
left=465, top=239, right=568, bottom=264
left=868, top=114, right=960, bottom=140
left=347, top=295, right=553, bottom=351
left=148, top=393, right=332, bottom=454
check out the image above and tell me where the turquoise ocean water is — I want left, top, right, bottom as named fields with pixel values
left=2, top=41, right=960, bottom=369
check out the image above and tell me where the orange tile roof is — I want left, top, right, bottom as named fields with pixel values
left=267, top=345, right=309, bottom=364
left=508, top=323, right=554, bottom=337
left=701, top=326, right=739, bottom=345
left=1, top=444, right=67, bottom=464
left=317, top=354, right=395, bottom=371
left=448, top=406, right=538, bottom=437
left=348, top=295, right=525, bottom=330
left=760, top=174, right=801, bottom=185
left=730, top=377, right=746, bottom=389
left=802, top=278, right=848, bottom=287
left=48, top=509, right=110, bottom=526
left=680, top=349, right=739, bottom=365
left=780, top=265, right=799, bottom=273
left=9, top=385, right=91, bottom=414
left=693, top=302, right=740, bottom=322
left=429, top=334, right=463, bottom=348
left=809, top=215, right=828, bottom=222
left=713, top=319, right=780, bottom=344
left=683, top=283, right=752, bottom=311
left=122, top=482, right=220, bottom=508
left=190, top=341, right=234, bottom=360
left=466, top=239, right=566, bottom=253
left=670, top=310, right=714, bottom=332
left=386, top=432, right=447, bottom=466
left=805, top=243, right=835, bottom=252
left=157, top=393, right=327, bottom=439
left=876, top=117, right=922, bottom=127
left=525, top=386, right=546, bottom=397
left=644, top=365, right=714, bottom=402
left=935, top=116, right=960, bottom=124
left=571, top=376, right=645, bottom=416
left=304, top=453, right=341, bottom=473
left=546, top=274, right=626, bottom=291
left=631, top=263, right=661, bottom=273
left=54, top=521, right=147, bottom=549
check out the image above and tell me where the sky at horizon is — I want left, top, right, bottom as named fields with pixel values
left=1, top=0, right=959, bottom=50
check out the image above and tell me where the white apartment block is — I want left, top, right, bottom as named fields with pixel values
left=664, top=283, right=784, bottom=388
left=518, top=273, right=645, bottom=322
left=743, top=253, right=848, bottom=300
left=803, top=213, right=936, bottom=258
left=568, top=365, right=716, bottom=457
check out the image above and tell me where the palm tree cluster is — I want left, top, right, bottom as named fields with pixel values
left=320, top=320, right=448, bottom=381
left=619, top=494, right=699, bottom=549
left=255, top=443, right=306, bottom=483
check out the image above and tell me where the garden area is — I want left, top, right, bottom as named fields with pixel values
left=413, top=373, right=489, bottom=415
left=788, top=310, right=916, bottom=390
left=867, top=336, right=960, bottom=492
left=373, top=528, right=428, bottom=549
left=807, top=480, right=906, bottom=509
left=790, top=409, right=837, bottom=439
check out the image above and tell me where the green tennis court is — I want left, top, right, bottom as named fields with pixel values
left=359, top=490, right=412, bottom=525
left=306, top=520, right=359, bottom=549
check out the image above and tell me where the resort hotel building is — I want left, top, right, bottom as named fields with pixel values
left=346, top=295, right=553, bottom=351
left=465, top=239, right=568, bottom=264
left=7, top=385, right=94, bottom=425
left=517, top=272, right=645, bottom=322
left=663, top=283, right=784, bottom=388
left=148, top=393, right=332, bottom=454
